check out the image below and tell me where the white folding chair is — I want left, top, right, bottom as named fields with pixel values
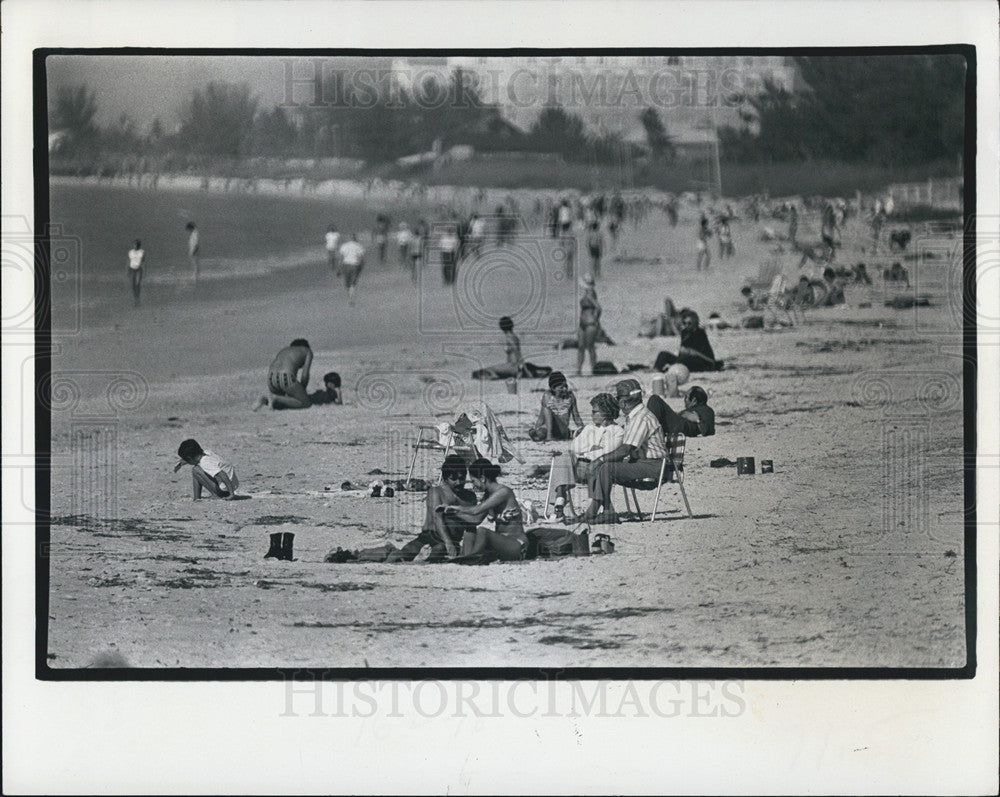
left=619, top=433, right=693, bottom=521
left=405, top=425, right=473, bottom=487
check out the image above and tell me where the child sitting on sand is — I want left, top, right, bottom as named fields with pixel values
left=174, top=439, right=239, bottom=500
left=309, top=372, right=343, bottom=405
left=528, top=371, right=583, bottom=442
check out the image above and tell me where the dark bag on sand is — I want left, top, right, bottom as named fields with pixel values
left=592, top=361, right=618, bottom=375
left=527, top=527, right=590, bottom=559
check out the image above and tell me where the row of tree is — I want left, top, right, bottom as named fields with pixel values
left=51, top=55, right=967, bottom=170
left=720, top=55, right=966, bottom=167
left=50, top=71, right=660, bottom=166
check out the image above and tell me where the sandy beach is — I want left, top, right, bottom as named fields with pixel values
left=44, top=181, right=967, bottom=670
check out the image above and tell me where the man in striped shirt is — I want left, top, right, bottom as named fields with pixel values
left=571, top=379, right=667, bottom=523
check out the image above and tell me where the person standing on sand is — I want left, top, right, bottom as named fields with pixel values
left=696, top=214, right=711, bottom=270
left=255, top=339, right=313, bottom=411
left=338, top=233, right=366, bottom=306
left=577, top=274, right=601, bottom=376
left=185, top=222, right=200, bottom=281
left=127, top=239, right=144, bottom=306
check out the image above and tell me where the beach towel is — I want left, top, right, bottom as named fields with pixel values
left=468, top=403, right=524, bottom=464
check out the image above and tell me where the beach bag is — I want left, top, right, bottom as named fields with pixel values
left=527, top=527, right=590, bottom=559
left=592, top=361, right=618, bottom=375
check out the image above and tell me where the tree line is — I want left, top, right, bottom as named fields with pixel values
left=50, top=55, right=966, bottom=171
left=719, top=54, right=966, bottom=168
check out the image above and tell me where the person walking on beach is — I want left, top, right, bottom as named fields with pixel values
left=255, top=339, right=314, bottom=411
left=585, top=221, right=604, bottom=279
left=338, top=233, right=366, bottom=306
left=787, top=204, right=798, bottom=247
left=439, top=225, right=460, bottom=286
left=324, top=225, right=341, bottom=274
left=127, top=239, right=145, bottom=306
left=373, top=214, right=390, bottom=264
left=395, top=222, right=413, bottom=266
left=185, top=222, right=200, bottom=281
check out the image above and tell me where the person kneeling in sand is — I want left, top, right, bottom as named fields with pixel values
left=439, top=458, right=529, bottom=562
left=255, top=339, right=313, bottom=411
left=174, top=438, right=239, bottom=500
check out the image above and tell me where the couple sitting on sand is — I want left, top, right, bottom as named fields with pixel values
left=335, top=455, right=528, bottom=564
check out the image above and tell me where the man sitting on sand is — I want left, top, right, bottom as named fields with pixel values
left=388, top=456, right=479, bottom=561
left=255, top=339, right=313, bottom=411
left=567, top=379, right=667, bottom=524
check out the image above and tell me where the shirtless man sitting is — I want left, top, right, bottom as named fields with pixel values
left=388, top=456, right=479, bottom=561
left=255, top=339, right=313, bottom=410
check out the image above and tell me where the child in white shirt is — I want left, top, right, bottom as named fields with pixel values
left=174, top=438, right=239, bottom=500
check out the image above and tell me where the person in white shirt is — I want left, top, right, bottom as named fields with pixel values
left=395, top=223, right=413, bottom=266
left=127, top=239, right=145, bottom=306
left=550, top=392, right=624, bottom=518
left=338, top=234, right=366, bottom=305
left=324, top=225, right=341, bottom=274
left=439, top=226, right=460, bottom=285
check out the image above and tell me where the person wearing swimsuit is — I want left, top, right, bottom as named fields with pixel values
left=255, top=339, right=313, bottom=410
left=440, top=458, right=528, bottom=561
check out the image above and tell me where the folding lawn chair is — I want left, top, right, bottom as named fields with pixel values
left=618, top=432, right=693, bottom=521
left=404, top=424, right=475, bottom=488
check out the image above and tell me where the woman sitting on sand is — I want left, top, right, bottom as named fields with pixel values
left=653, top=309, right=723, bottom=373
left=439, top=458, right=528, bottom=561
left=471, top=317, right=552, bottom=380
left=528, top=371, right=583, bottom=442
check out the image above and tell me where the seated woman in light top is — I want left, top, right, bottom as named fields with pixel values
left=551, top=392, right=624, bottom=518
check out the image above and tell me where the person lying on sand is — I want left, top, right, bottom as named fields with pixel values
left=646, top=386, right=715, bottom=439
left=309, top=372, right=343, bottom=405
left=653, top=310, right=723, bottom=373
left=528, top=371, right=583, bottom=442
left=174, top=438, right=239, bottom=500
left=255, top=339, right=313, bottom=411
left=438, top=458, right=529, bottom=562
